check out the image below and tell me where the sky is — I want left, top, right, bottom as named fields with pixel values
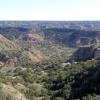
left=0, top=0, right=100, bottom=20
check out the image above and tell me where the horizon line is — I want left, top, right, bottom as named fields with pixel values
left=0, top=20, right=100, bottom=22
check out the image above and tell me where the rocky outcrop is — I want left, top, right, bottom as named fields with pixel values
left=44, top=28, right=100, bottom=47
left=19, top=34, right=44, bottom=42
left=75, top=38, right=100, bottom=46
left=94, top=48, right=100, bottom=59
left=71, top=46, right=97, bottom=61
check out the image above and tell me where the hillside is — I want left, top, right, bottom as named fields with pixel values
left=70, top=45, right=100, bottom=61
left=0, top=26, right=100, bottom=47
left=0, top=52, right=100, bottom=100
left=22, top=50, right=47, bottom=63
left=1, top=83, right=27, bottom=100
left=0, top=34, right=75, bottom=66
left=43, top=28, right=100, bottom=47
left=18, top=33, right=44, bottom=42
left=0, top=21, right=100, bottom=100
left=0, top=34, right=20, bottom=50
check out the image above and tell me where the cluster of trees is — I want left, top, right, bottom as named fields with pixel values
left=44, top=58, right=100, bottom=100
left=1, top=55, right=100, bottom=100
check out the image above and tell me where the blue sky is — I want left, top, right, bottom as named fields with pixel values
left=0, top=0, right=100, bottom=20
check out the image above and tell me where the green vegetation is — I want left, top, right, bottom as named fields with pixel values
left=0, top=55, right=100, bottom=100
left=0, top=22, right=100, bottom=100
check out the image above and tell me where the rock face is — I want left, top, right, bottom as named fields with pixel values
left=44, top=28, right=100, bottom=47
left=71, top=46, right=96, bottom=61
left=75, top=38, right=100, bottom=46
left=71, top=46, right=100, bottom=61
left=19, top=34, right=44, bottom=42
left=94, top=48, right=100, bottom=59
